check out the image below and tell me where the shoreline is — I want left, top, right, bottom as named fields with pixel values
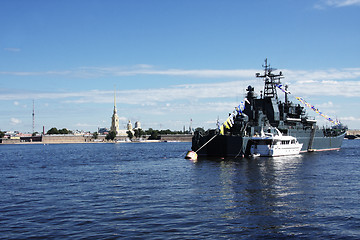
left=0, top=140, right=166, bottom=145
left=0, top=134, right=192, bottom=145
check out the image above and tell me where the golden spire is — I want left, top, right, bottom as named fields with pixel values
left=114, top=85, right=117, bottom=113
left=111, top=84, right=120, bottom=135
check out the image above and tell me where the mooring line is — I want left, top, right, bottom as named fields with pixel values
left=194, top=133, right=218, bottom=153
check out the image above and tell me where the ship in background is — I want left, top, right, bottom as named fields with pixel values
left=192, top=59, right=347, bottom=157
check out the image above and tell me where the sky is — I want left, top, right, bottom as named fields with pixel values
left=1, top=0, right=360, bottom=133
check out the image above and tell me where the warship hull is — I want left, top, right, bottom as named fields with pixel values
left=193, top=131, right=345, bottom=157
left=192, top=131, right=345, bottom=157
left=289, top=129, right=345, bottom=152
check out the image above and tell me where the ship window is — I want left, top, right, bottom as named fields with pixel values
left=258, top=139, right=272, bottom=145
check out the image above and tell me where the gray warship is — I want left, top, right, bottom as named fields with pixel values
left=192, top=60, right=347, bottom=157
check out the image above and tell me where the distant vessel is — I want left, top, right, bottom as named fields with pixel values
left=192, top=59, right=347, bottom=157
left=249, top=127, right=303, bottom=157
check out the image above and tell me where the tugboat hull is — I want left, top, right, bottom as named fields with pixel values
left=192, top=134, right=244, bottom=157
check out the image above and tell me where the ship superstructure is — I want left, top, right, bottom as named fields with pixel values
left=192, top=60, right=346, bottom=157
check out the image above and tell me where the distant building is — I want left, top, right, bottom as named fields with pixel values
left=98, top=128, right=109, bottom=135
left=127, top=120, right=133, bottom=131
left=134, top=121, right=141, bottom=129
left=108, top=87, right=143, bottom=138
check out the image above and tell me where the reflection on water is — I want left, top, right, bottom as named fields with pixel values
left=192, top=154, right=323, bottom=233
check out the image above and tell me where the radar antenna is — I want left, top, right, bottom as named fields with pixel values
left=32, top=100, right=35, bottom=134
left=255, top=58, right=284, bottom=99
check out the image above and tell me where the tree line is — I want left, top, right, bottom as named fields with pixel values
left=1, top=127, right=204, bottom=140
left=46, top=127, right=73, bottom=135
left=44, top=127, right=203, bottom=141
left=104, top=128, right=195, bottom=141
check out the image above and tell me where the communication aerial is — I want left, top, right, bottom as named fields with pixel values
left=32, top=100, right=35, bottom=134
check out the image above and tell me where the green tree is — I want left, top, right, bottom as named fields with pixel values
left=47, top=127, right=59, bottom=135
left=134, top=129, right=140, bottom=138
left=134, top=128, right=145, bottom=138
left=127, top=130, right=133, bottom=140
left=148, top=130, right=160, bottom=140
left=106, top=130, right=116, bottom=141
left=92, top=132, right=98, bottom=139
left=145, top=128, right=154, bottom=135
left=159, top=129, right=172, bottom=135
left=59, top=128, right=71, bottom=134
left=0, top=131, right=5, bottom=138
left=47, top=127, right=73, bottom=135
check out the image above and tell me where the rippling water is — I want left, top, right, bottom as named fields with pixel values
left=1, top=140, right=360, bottom=239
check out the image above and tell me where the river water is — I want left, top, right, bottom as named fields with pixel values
left=1, top=140, right=359, bottom=239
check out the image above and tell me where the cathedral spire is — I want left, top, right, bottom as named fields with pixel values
left=113, top=85, right=117, bottom=113
left=111, top=85, right=120, bottom=135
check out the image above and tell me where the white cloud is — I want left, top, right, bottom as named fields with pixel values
left=0, top=65, right=257, bottom=79
left=285, top=68, right=360, bottom=82
left=77, top=65, right=257, bottom=78
left=57, top=74, right=359, bottom=105
left=315, top=0, right=360, bottom=8
left=75, top=123, right=93, bottom=127
left=0, top=71, right=359, bottom=107
left=118, top=116, right=128, bottom=122
left=10, top=118, right=21, bottom=125
left=0, top=70, right=72, bottom=76
left=316, top=101, right=334, bottom=108
left=327, top=0, right=360, bottom=7
left=1, top=65, right=360, bottom=85
left=8, top=80, right=245, bottom=106
left=13, top=101, right=19, bottom=106
left=338, top=117, right=360, bottom=128
left=339, top=116, right=360, bottom=121
left=4, top=48, right=21, bottom=52
left=128, top=69, right=256, bottom=78
left=289, top=79, right=360, bottom=97
left=0, top=67, right=359, bottom=118
left=0, top=90, right=101, bottom=101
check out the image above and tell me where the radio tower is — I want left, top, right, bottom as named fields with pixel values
left=32, top=100, right=35, bottom=134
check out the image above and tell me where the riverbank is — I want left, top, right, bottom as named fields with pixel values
left=2, top=130, right=359, bottom=144
left=0, top=134, right=193, bottom=144
left=345, top=129, right=360, bottom=139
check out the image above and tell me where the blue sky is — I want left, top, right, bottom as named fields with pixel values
left=1, top=0, right=360, bottom=133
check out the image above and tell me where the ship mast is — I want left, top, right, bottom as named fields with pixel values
left=32, top=100, right=35, bottom=134
left=256, top=58, right=283, bottom=100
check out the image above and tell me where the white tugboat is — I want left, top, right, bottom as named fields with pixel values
left=250, top=127, right=303, bottom=157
